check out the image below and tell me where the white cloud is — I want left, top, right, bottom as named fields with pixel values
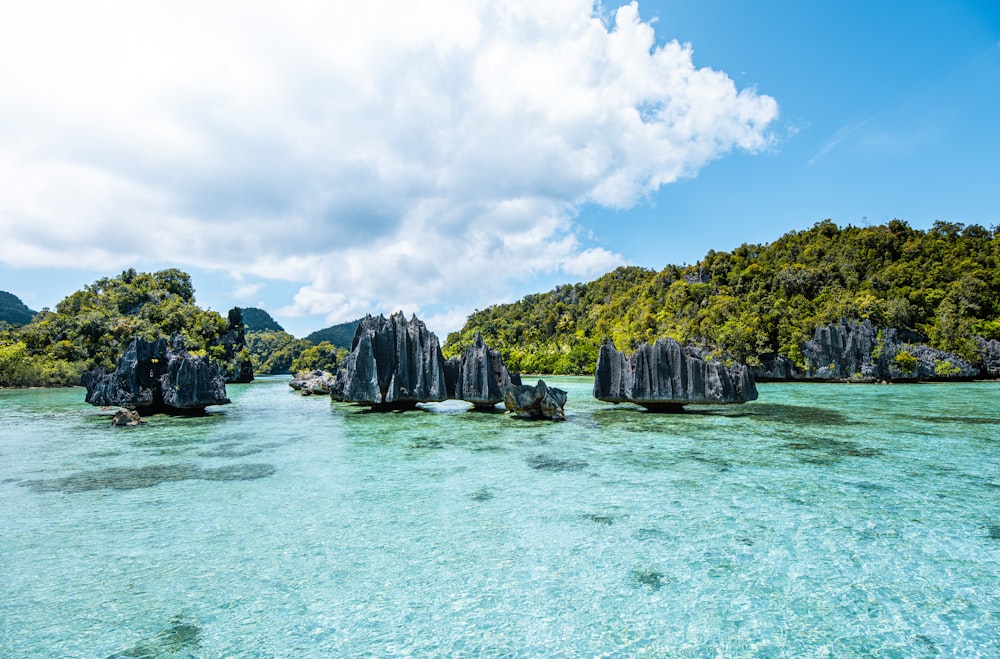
left=0, top=0, right=777, bottom=332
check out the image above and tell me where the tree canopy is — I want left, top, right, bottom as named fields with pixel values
left=1, top=269, right=241, bottom=386
left=445, top=220, right=1000, bottom=374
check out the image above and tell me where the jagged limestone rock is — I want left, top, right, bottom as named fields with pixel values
left=453, top=333, right=513, bottom=410
left=216, top=307, right=255, bottom=383
left=333, top=312, right=449, bottom=409
left=757, top=320, right=979, bottom=382
left=978, top=338, right=1000, bottom=378
left=83, top=336, right=230, bottom=414
left=502, top=379, right=567, bottom=421
left=594, top=339, right=758, bottom=411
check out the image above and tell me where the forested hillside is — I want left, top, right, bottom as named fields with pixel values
left=0, top=291, right=36, bottom=326
left=0, top=271, right=349, bottom=386
left=304, top=319, right=362, bottom=350
left=444, top=220, right=1000, bottom=374
left=239, top=307, right=285, bottom=333
left=0, top=269, right=252, bottom=387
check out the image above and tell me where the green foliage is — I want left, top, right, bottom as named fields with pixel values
left=445, top=220, right=1000, bottom=374
left=0, top=341, right=33, bottom=387
left=246, top=331, right=307, bottom=374
left=0, top=291, right=36, bottom=326
left=934, top=359, right=963, bottom=378
left=893, top=350, right=918, bottom=373
left=304, top=319, right=362, bottom=350
left=238, top=307, right=285, bottom=333
left=0, top=269, right=242, bottom=387
left=291, top=341, right=347, bottom=374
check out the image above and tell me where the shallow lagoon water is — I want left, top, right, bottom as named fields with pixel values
left=1, top=377, right=998, bottom=657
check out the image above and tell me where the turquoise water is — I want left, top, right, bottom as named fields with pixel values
left=1, top=377, right=998, bottom=657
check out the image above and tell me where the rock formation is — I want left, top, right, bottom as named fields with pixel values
left=594, top=339, right=758, bottom=411
left=451, top=333, right=513, bottom=410
left=752, top=320, right=978, bottom=382
left=332, top=312, right=449, bottom=409
left=978, top=338, right=1000, bottom=378
left=83, top=336, right=230, bottom=414
left=215, top=307, right=255, bottom=383
left=111, top=407, right=143, bottom=426
left=502, top=379, right=567, bottom=420
left=289, top=370, right=337, bottom=395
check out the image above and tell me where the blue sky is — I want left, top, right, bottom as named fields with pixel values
left=1, top=1, right=998, bottom=338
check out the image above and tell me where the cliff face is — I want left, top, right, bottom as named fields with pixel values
left=754, top=320, right=979, bottom=382
left=215, top=307, right=255, bottom=383
left=82, top=336, right=230, bottom=414
left=594, top=339, right=758, bottom=410
left=452, top=333, right=513, bottom=409
left=977, top=338, right=1000, bottom=378
left=332, top=312, right=449, bottom=408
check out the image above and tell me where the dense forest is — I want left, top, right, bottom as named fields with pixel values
left=0, top=291, right=36, bottom=326
left=304, top=319, right=362, bottom=350
left=444, top=220, right=1000, bottom=375
left=0, top=272, right=344, bottom=387
left=234, top=307, right=347, bottom=376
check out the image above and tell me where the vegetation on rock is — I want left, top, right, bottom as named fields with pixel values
left=445, top=220, right=1000, bottom=375
left=0, top=269, right=248, bottom=387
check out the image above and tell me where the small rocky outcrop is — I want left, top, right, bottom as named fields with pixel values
left=502, top=379, right=567, bottom=420
left=111, top=407, right=143, bottom=426
left=332, top=312, right=449, bottom=409
left=451, top=333, right=513, bottom=410
left=594, top=339, right=758, bottom=411
left=83, top=336, right=230, bottom=414
left=289, top=370, right=337, bottom=395
left=754, top=320, right=978, bottom=382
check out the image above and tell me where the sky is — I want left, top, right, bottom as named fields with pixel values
left=1, top=0, right=998, bottom=338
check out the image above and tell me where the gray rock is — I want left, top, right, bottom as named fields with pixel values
left=289, top=370, right=337, bottom=395
left=978, top=337, right=1000, bottom=378
left=753, top=352, right=795, bottom=381
left=453, top=333, right=513, bottom=410
left=83, top=336, right=230, bottom=414
left=502, top=379, right=567, bottom=420
left=216, top=307, right=255, bottom=383
left=761, top=320, right=979, bottom=381
left=594, top=339, right=758, bottom=410
left=333, top=312, right=449, bottom=409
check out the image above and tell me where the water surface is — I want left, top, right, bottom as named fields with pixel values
left=2, top=378, right=998, bottom=656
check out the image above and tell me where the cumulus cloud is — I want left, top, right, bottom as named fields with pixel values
left=0, top=0, right=777, bottom=330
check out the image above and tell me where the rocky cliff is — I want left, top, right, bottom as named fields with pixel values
left=753, top=320, right=979, bottom=382
left=332, top=312, right=449, bottom=409
left=977, top=337, right=1000, bottom=378
left=83, top=336, right=230, bottom=414
left=594, top=339, right=758, bottom=411
left=215, top=307, right=255, bottom=383
left=451, top=333, right=513, bottom=410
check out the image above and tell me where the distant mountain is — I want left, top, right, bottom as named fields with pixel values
left=238, top=307, right=285, bottom=333
left=0, top=291, right=36, bottom=326
left=304, top=318, right=362, bottom=349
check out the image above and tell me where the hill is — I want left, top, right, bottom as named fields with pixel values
left=304, top=319, right=362, bottom=350
left=1, top=269, right=251, bottom=387
left=238, top=307, right=285, bottom=333
left=0, top=291, right=36, bottom=326
left=444, top=219, right=1000, bottom=374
